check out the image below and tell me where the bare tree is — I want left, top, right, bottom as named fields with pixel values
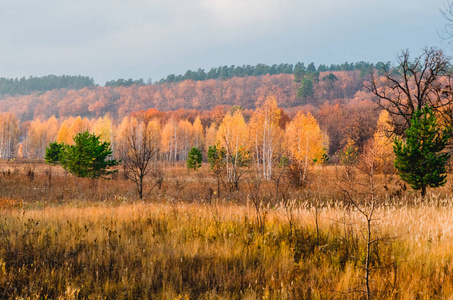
left=117, top=118, right=161, bottom=199
left=339, top=143, right=398, bottom=299
left=342, top=149, right=377, bottom=300
left=367, top=48, right=453, bottom=135
left=441, top=1, right=453, bottom=41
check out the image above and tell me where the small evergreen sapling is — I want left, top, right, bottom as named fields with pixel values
left=186, top=147, right=202, bottom=171
left=44, top=141, right=65, bottom=187
left=44, top=142, right=64, bottom=165
left=60, top=131, right=118, bottom=179
left=207, top=143, right=226, bottom=196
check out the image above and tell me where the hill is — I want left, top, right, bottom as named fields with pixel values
left=0, top=71, right=367, bottom=121
left=0, top=75, right=95, bottom=96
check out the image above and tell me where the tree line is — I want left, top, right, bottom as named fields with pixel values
left=157, top=61, right=391, bottom=84
left=0, top=71, right=367, bottom=121
left=0, top=75, right=95, bottom=96
left=105, top=78, right=146, bottom=87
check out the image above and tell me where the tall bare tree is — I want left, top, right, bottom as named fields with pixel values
left=368, top=48, right=453, bottom=135
left=441, top=1, right=453, bottom=41
left=117, top=117, right=161, bottom=199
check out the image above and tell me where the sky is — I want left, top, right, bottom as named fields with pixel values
left=0, top=0, right=450, bottom=85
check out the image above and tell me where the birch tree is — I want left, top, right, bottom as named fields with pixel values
left=285, top=112, right=327, bottom=187
left=0, top=113, right=20, bottom=159
left=248, top=96, right=282, bottom=180
left=216, top=110, right=250, bottom=191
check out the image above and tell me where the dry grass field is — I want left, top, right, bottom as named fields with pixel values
left=1, top=160, right=453, bottom=298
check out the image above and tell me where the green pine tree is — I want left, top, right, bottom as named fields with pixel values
left=44, top=141, right=64, bottom=165
left=60, top=131, right=118, bottom=179
left=186, top=147, right=202, bottom=171
left=393, top=106, right=451, bottom=197
left=207, top=143, right=226, bottom=196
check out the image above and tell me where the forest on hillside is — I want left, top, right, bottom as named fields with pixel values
left=0, top=71, right=367, bottom=122
left=0, top=75, right=95, bottom=96
left=155, top=61, right=391, bottom=84
left=0, top=61, right=388, bottom=96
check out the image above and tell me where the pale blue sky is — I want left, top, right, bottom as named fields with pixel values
left=0, top=0, right=449, bottom=84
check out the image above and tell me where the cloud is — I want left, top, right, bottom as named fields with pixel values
left=0, top=0, right=446, bottom=83
left=198, top=0, right=285, bottom=27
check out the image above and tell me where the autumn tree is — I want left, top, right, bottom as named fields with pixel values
left=57, top=118, right=73, bottom=144
left=216, top=110, right=250, bottom=191
left=205, top=122, right=217, bottom=155
left=161, top=117, right=178, bottom=162
left=192, top=116, right=205, bottom=151
left=178, top=119, right=192, bottom=161
left=248, top=96, right=283, bottom=180
left=285, top=112, right=327, bottom=187
left=0, top=112, right=20, bottom=159
left=26, top=116, right=59, bottom=159
left=339, top=138, right=359, bottom=166
left=92, top=114, right=113, bottom=143
left=341, top=103, right=378, bottom=154
left=117, top=117, right=161, bottom=199
left=92, top=114, right=116, bottom=158
left=372, top=110, right=395, bottom=173
left=26, top=119, right=47, bottom=159
left=69, top=116, right=93, bottom=143
left=317, top=102, right=344, bottom=155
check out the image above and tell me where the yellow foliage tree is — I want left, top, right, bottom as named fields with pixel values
left=285, top=111, right=327, bottom=186
left=0, top=112, right=20, bottom=159
left=216, top=110, right=249, bottom=190
left=178, top=119, right=193, bottom=161
left=57, top=118, right=73, bottom=144
left=205, top=122, right=217, bottom=153
left=372, top=110, right=395, bottom=173
left=27, top=119, right=47, bottom=159
left=161, top=117, right=178, bottom=162
left=47, top=116, right=59, bottom=143
left=248, top=96, right=282, bottom=180
left=192, top=116, right=204, bottom=151
left=69, top=116, right=93, bottom=144
left=92, top=115, right=113, bottom=143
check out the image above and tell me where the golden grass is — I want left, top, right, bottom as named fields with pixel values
left=0, top=160, right=453, bottom=298
left=0, top=199, right=453, bottom=298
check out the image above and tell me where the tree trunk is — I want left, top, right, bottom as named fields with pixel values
left=217, top=174, right=220, bottom=198
left=421, top=185, right=426, bottom=198
left=139, top=175, right=144, bottom=199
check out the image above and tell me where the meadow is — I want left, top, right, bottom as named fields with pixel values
left=1, top=160, right=453, bottom=299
